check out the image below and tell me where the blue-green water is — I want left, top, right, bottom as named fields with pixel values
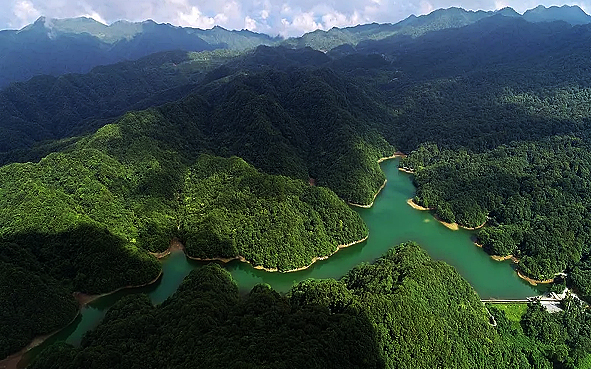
left=20, top=158, right=536, bottom=367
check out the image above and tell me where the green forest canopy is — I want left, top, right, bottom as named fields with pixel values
left=7, top=13, right=591, bottom=364
left=30, top=243, right=591, bottom=369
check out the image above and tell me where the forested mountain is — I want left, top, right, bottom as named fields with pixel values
left=350, top=15, right=591, bottom=291
left=401, top=139, right=591, bottom=284
left=0, top=17, right=277, bottom=88
left=0, top=46, right=397, bottom=356
left=0, top=48, right=244, bottom=156
left=39, top=17, right=279, bottom=49
left=2, top=4, right=586, bottom=89
left=0, top=44, right=395, bottom=201
left=6, top=5, right=591, bottom=367
left=29, top=244, right=591, bottom=369
left=523, top=5, right=591, bottom=24
left=182, top=155, right=368, bottom=270
left=283, top=5, right=590, bottom=51
left=27, top=245, right=503, bottom=369
left=0, top=45, right=333, bottom=159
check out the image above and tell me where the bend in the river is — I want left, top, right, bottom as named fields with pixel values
left=19, top=158, right=538, bottom=368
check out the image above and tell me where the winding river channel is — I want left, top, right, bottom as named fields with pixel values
left=20, top=158, right=538, bottom=367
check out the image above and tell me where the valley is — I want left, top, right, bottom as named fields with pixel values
left=2, top=4, right=591, bottom=368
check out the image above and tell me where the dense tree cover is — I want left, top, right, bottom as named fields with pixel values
left=0, top=49, right=238, bottom=155
left=346, top=17, right=591, bottom=153
left=182, top=155, right=367, bottom=270
left=0, top=243, right=78, bottom=359
left=522, top=5, right=591, bottom=25
left=31, top=243, right=520, bottom=369
left=30, top=264, right=384, bottom=369
left=28, top=244, right=591, bottom=369
left=325, top=16, right=591, bottom=292
left=2, top=6, right=582, bottom=90
left=341, top=243, right=506, bottom=368
left=283, top=6, right=586, bottom=51
left=489, top=296, right=591, bottom=369
left=10, top=11, right=591, bottom=365
left=0, top=16, right=277, bottom=88
left=400, top=138, right=591, bottom=288
left=82, top=63, right=395, bottom=204
left=0, top=135, right=370, bottom=355
left=0, top=149, right=164, bottom=357
left=0, top=59, right=389, bottom=355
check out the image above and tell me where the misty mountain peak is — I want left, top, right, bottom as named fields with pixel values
left=494, top=7, right=520, bottom=17
left=523, top=4, right=591, bottom=25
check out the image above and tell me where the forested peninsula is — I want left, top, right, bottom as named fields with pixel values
left=0, top=58, right=394, bottom=357
left=28, top=244, right=591, bottom=369
left=5, top=6, right=591, bottom=368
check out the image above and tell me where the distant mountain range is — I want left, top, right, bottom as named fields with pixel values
left=283, top=5, right=591, bottom=50
left=0, top=17, right=277, bottom=88
left=0, top=4, right=589, bottom=88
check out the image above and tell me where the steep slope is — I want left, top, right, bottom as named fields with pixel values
left=345, top=15, right=591, bottom=152
left=89, top=66, right=394, bottom=204
left=282, top=7, right=493, bottom=51
left=4, top=4, right=590, bottom=89
left=0, top=49, right=241, bottom=157
left=523, top=5, right=591, bottom=25
left=0, top=58, right=391, bottom=357
left=182, top=155, right=368, bottom=270
left=0, top=17, right=277, bottom=88
left=344, top=15, right=591, bottom=287
left=29, top=244, right=509, bottom=369
left=0, top=46, right=334, bottom=160
left=283, top=5, right=591, bottom=52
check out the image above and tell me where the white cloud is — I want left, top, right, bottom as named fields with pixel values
left=321, top=10, right=363, bottom=30
left=281, top=4, right=292, bottom=15
left=244, top=15, right=257, bottom=29
left=12, top=0, right=41, bottom=28
left=214, top=13, right=229, bottom=24
left=494, top=1, right=509, bottom=10
left=419, top=1, right=434, bottom=15
left=81, top=10, right=107, bottom=24
left=4, top=0, right=591, bottom=37
left=177, top=6, right=215, bottom=28
left=280, top=11, right=322, bottom=36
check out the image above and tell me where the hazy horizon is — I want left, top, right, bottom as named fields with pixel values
left=2, top=1, right=589, bottom=37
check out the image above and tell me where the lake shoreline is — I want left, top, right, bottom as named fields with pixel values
left=460, top=220, right=487, bottom=230
left=0, top=311, right=81, bottom=369
left=517, top=270, right=555, bottom=286
left=185, top=153, right=403, bottom=271
left=405, top=198, right=459, bottom=230
left=73, top=270, right=164, bottom=307
left=474, top=242, right=518, bottom=263
left=434, top=214, right=460, bottom=231
left=491, top=254, right=513, bottom=262
left=349, top=152, right=405, bottom=209
left=406, top=198, right=433, bottom=211
left=1, top=269, right=164, bottom=369
left=473, top=242, right=556, bottom=284
left=186, top=235, right=370, bottom=273
left=402, top=169, right=557, bottom=288
left=349, top=180, right=387, bottom=208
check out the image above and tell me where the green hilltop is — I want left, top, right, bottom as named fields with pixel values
left=5, top=6, right=591, bottom=367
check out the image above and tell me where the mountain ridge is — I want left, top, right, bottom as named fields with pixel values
left=1, top=5, right=589, bottom=88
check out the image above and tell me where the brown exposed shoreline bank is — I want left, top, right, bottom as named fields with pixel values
left=517, top=271, right=555, bottom=286
left=349, top=152, right=405, bottom=209
left=1, top=268, right=164, bottom=369
left=186, top=235, right=369, bottom=273
left=1, top=150, right=401, bottom=368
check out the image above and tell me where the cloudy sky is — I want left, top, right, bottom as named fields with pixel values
left=3, top=0, right=590, bottom=37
